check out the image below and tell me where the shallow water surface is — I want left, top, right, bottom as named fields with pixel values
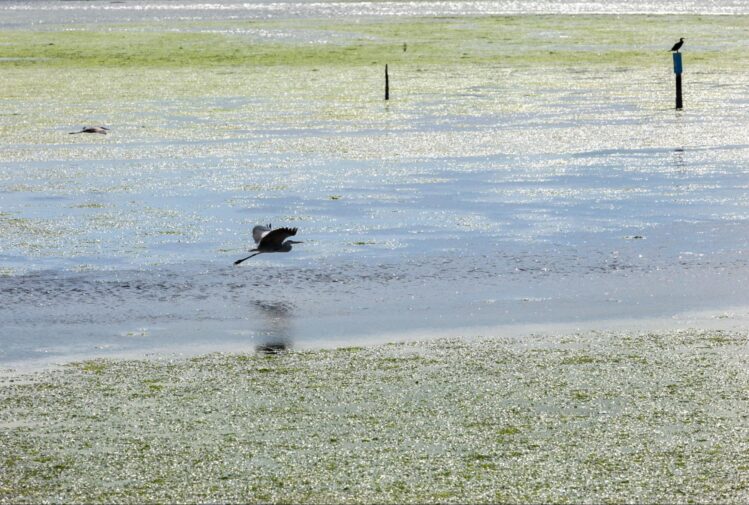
left=2, top=0, right=749, bottom=29
left=2, top=5, right=749, bottom=367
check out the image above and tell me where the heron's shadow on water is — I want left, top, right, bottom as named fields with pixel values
left=250, top=300, right=294, bottom=354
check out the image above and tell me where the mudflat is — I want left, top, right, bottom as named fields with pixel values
left=1, top=330, right=747, bottom=503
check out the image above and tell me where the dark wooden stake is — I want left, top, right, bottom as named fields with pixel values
left=673, top=52, right=683, bottom=109
left=385, top=64, right=389, bottom=101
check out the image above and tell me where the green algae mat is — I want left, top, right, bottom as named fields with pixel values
left=1, top=331, right=748, bottom=503
left=2, top=15, right=749, bottom=70
left=3, top=15, right=749, bottom=106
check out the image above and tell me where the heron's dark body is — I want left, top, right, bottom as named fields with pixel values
left=234, top=224, right=302, bottom=265
left=670, top=38, right=684, bottom=52
left=252, top=225, right=298, bottom=253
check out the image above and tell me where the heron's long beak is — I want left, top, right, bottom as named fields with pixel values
left=288, top=240, right=304, bottom=244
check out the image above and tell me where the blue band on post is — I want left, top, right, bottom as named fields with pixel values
left=673, top=52, right=683, bottom=74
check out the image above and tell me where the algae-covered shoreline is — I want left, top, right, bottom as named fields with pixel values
left=2, top=15, right=749, bottom=70
left=1, top=330, right=747, bottom=503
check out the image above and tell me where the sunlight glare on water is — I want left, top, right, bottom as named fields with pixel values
left=2, top=1, right=749, bottom=366
left=3, top=0, right=749, bottom=27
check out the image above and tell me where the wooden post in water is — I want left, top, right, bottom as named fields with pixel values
left=385, top=64, right=389, bottom=101
left=673, top=52, right=683, bottom=109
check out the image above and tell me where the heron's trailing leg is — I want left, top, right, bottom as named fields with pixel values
left=234, top=252, right=262, bottom=265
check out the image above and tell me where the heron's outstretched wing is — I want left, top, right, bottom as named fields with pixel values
left=258, top=227, right=297, bottom=249
left=252, top=224, right=272, bottom=244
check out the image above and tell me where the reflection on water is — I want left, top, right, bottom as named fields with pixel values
left=256, top=341, right=289, bottom=354
left=251, top=300, right=294, bottom=353
left=672, top=148, right=686, bottom=173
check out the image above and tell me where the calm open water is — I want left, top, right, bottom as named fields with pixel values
left=3, top=0, right=749, bottom=27
left=2, top=0, right=749, bottom=368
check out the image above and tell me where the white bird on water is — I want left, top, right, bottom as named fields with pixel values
left=234, top=224, right=303, bottom=265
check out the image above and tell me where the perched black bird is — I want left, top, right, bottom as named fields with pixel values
left=670, top=38, right=685, bottom=52
left=234, top=224, right=303, bottom=265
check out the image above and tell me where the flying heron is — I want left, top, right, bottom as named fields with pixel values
left=670, top=38, right=685, bottom=52
left=69, top=126, right=109, bottom=135
left=234, top=224, right=303, bottom=265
